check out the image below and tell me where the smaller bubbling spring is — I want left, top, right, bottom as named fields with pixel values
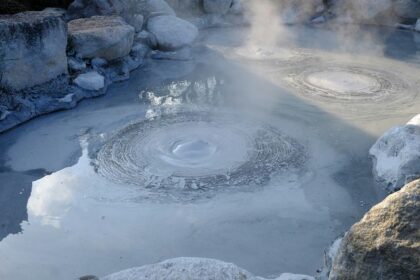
left=278, top=64, right=415, bottom=104
left=95, top=112, right=307, bottom=200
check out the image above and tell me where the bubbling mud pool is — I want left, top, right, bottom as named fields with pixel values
left=95, top=111, right=306, bottom=201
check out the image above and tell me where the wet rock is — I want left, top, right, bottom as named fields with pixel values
left=125, top=13, right=143, bottom=32
left=68, top=57, right=87, bottom=72
left=150, top=46, right=192, bottom=60
left=369, top=114, right=420, bottom=191
left=416, top=18, right=420, bottom=32
left=68, top=16, right=135, bottom=60
left=0, top=10, right=68, bottom=91
left=203, top=0, right=233, bottom=15
left=131, top=42, right=151, bottom=59
left=74, top=71, right=105, bottom=91
left=101, top=257, right=315, bottom=280
left=329, top=179, right=420, bottom=280
left=147, top=15, right=198, bottom=50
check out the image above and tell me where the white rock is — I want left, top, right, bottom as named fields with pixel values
left=147, top=15, right=199, bottom=50
left=369, top=114, right=420, bottom=191
left=203, top=0, right=233, bottom=14
left=68, top=16, right=135, bottom=60
left=101, top=257, right=314, bottom=280
left=415, top=19, right=420, bottom=32
left=74, top=71, right=105, bottom=91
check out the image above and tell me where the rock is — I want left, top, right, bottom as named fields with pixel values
left=416, top=18, right=420, bottom=32
left=125, top=13, right=143, bottom=32
left=136, top=30, right=158, bottom=48
left=68, top=16, right=135, bottom=60
left=101, top=257, right=314, bottom=280
left=165, top=0, right=203, bottom=16
left=67, top=0, right=174, bottom=20
left=393, top=0, right=420, bottom=20
left=91, top=57, right=108, bottom=69
left=203, top=0, right=233, bottom=15
left=74, top=71, right=105, bottom=91
left=147, top=15, right=198, bottom=50
left=329, top=179, right=420, bottom=280
left=150, top=46, right=192, bottom=61
left=131, top=42, right=151, bottom=59
left=68, top=57, right=87, bottom=72
left=0, top=11, right=68, bottom=91
left=369, top=114, right=420, bottom=191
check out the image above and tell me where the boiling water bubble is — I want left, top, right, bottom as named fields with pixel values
left=95, top=112, right=307, bottom=201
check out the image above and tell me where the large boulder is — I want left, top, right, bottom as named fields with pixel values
left=203, top=0, right=233, bottom=15
left=369, top=114, right=420, bottom=192
left=68, top=16, right=135, bottom=60
left=0, top=11, right=68, bottom=91
left=147, top=15, right=198, bottom=50
left=329, top=179, right=420, bottom=280
left=102, top=257, right=315, bottom=280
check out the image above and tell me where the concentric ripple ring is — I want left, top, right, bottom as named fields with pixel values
left=95, top=112, right=307, bottom=199
left=281, top=65, right=415, bottom=103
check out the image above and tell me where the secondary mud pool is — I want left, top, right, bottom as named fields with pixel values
left=0, top=26, right=419, bottom=279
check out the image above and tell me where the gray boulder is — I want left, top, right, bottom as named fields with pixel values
left=369, top=114, right=420, bottom=192
left=147, top=15, right=198, bottom=50
left=203, top=0, right=233, bottom=15
left=73, top=71, right=105, bottom=91
left=329, top=179, right=420, bottom=280
left=68, top=16, right=135, bottom=60
left=0, top=11, right=68, bottom=91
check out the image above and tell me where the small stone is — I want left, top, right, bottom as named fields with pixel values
left=74, top=71, right=105, bottom=91
left=91, top=57, right=108, bottom=69
left=68, top=57, right=86, bottom=72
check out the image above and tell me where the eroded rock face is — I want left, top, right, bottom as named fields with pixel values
left=369, top=114, right=420, bottom=191
left=147, top=15, right=198, bottom=50
left=0, top=11, right=68, bottom=91
left=101, top=257, right=315, bottom=280
left=279, top=0, right=324, bottom=24
left=68, top=16, right=134, bottom=60
left=329, top=179, right=420, bottom=280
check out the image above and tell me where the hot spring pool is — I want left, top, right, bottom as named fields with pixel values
left=0, top=26, right=419, bottom=279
